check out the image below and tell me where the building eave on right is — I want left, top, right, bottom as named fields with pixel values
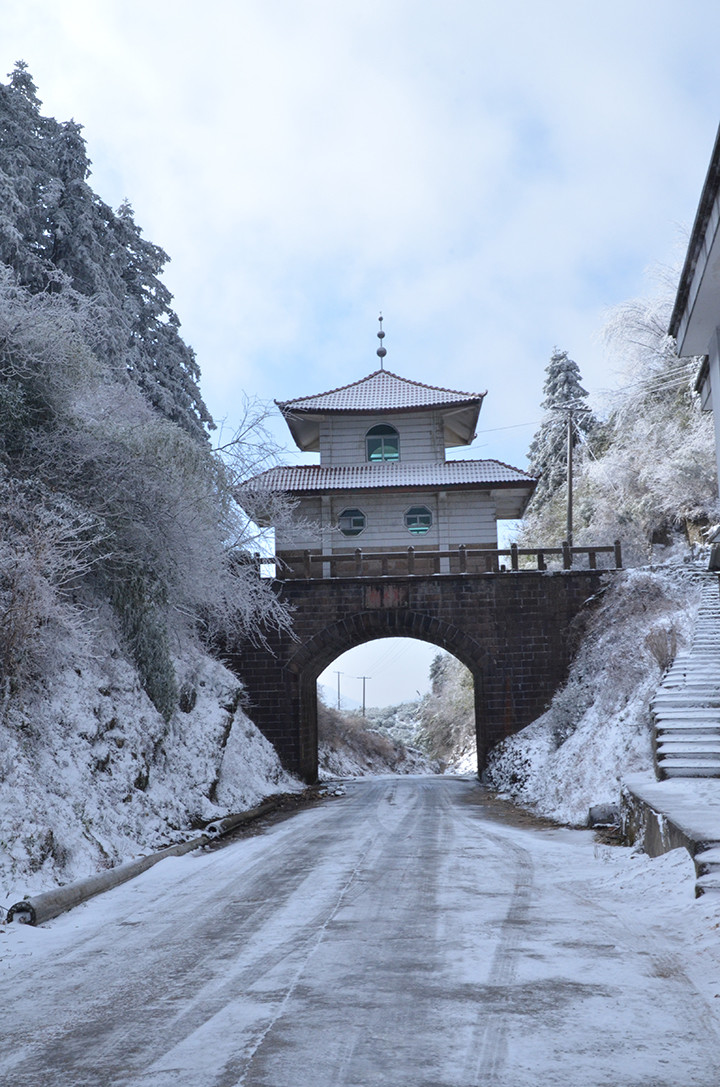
left=670, top=122, right=720, bottom=357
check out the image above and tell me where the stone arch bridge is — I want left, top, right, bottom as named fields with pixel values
left=228, top=550, right=617, bottom=782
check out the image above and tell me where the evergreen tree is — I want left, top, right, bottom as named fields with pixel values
left=0, top=68, right=293, bottom=716
left=0, top=62, right=213, bottom=441
left=527, top=348, right=596, bottom=509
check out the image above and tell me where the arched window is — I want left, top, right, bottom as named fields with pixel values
left=366, top=423, right=399, bottom=462
left=338, top=507, right=366, bottom=537
left=405, top=505, right=433, bottom=535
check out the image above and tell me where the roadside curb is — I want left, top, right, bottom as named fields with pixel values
left=6, top=798, right=280, bottom=926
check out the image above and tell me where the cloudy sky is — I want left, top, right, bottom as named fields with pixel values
left=4, top=0, right=720, bottom=703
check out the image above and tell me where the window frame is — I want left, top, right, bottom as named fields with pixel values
left=365, top=423, right=400, bottom=463
left=404, top=504, right=433, bottom=535
left=337, top=507, right=367, bottom=537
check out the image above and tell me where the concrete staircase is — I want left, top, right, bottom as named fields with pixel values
left=651, top=575, right=720, bottom=893
left=652, top=577, right=720, bottom=781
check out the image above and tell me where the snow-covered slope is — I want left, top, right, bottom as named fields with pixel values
left=0, top=622, right=300, bottom=903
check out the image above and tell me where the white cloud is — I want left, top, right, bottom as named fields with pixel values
left=2, top=1, right=719, bottom=463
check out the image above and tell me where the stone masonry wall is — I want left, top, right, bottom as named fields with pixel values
left=227, top=570, right=609, bottom=782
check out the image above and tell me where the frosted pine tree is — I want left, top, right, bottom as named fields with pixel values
left=527, top=348, right=596, bottom=509
left=0, top=62, right=213, bottom=442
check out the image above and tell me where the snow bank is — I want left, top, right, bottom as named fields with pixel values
left=0, top=622, right=300, bottom=902
left=484, top=566, right=702, bottom=825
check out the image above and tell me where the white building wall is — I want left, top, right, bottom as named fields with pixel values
left=708, top=329, right=720, bottom=489
left=447, top=491, right=498, bottom=547
left=318, top=412, right=445, bottom=465
left=275, top=490, right=498, bottom=552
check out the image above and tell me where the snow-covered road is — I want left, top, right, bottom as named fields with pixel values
left=3, top=776, right=720, bottom=1086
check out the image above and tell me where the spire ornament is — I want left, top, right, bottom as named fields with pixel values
left=376, top=313, right=387, bottom=368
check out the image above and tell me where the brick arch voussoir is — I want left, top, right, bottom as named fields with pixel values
left=286, top=608, right=486, bottom=683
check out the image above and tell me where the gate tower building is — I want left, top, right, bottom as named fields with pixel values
left=245, top=323, right=536, bottom=575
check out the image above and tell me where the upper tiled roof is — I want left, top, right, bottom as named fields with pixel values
left=276, top=369, right=486, bottom=414
left=243, top=460, right=535, bottom=494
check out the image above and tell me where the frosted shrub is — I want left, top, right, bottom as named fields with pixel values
left=0, top=478, right=100, bottom=703
left=109, top=568, right=178, bottom=722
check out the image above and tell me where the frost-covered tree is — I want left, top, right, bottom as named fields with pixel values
left=520, top=282, right=718, bottom=561
left=0, top=272, right=292, bottom=716
left=526, top=348, right=597, bottom=510
left=0, top=61, right=212, bottom=441
left=0, top=59, right=301, bottom=715
left=578, top=290, right=717, bottom=554
left=416, top=653, right=475, bottom=765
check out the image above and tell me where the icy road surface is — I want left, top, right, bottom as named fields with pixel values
left=3, top=776, right=720, bottom=1087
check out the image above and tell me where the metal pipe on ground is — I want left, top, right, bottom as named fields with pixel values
left=6, top=799, right=279, bottom=926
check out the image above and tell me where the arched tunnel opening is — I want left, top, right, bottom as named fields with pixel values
left=314, top=636, right=479, bottom=777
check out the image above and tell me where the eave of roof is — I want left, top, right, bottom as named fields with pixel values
left=242, top=460, right=537, bottom=496
left=276, top=369, right=486, bottom=452
left=670, top=122, right=720, bottom=345
left=276, top=368, right=486, bottom=414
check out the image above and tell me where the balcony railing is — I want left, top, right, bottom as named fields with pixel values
left=274, top=541, right=623, bottom=579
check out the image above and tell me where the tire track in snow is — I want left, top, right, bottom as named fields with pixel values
left=455, top=805, right=535, bottom=1087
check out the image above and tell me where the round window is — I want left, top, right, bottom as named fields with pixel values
left=338, top=508, right=366, bottom=537
left=405, top=505, right=432, bottom=535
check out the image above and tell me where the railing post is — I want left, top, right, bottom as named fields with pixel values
left=381, top=555, right=388, bottom=577
left=537, top=550, right=546, bottom=571
left=355, top=548, right=362, bottom=576
left=510, top=543, right=519, bottom=571
left=458, top=544, right=467, bottom=573
left=562, top=540, right=572, bottom=569
left=303, top=549, right=312, bottom=578
left=614, top=539, right=623, bottom=569
left=587, top=549, right=596, bottom=569
left=407, top=546, right=415, bottom=575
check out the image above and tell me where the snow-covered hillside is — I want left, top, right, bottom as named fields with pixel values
left=0, top=623, right=300, bottom=904
left=484, top=565, right=703, bottom=824
left=317, top=700, right=433, bottom=778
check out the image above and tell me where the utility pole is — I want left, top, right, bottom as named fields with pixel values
left=333, top=671, right=343, bottom=711
left=356, top=676, right=371, bottom=717
left=566, top=409, right=573, bottom=547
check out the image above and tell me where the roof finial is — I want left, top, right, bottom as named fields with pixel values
left=376, top=312, right=387, bottom=369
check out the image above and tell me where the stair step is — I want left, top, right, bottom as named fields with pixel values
left=694, top=875, right=720, bottom=896
left=654, top=716, right=720, bottom=726
left=657, top=739, right=720, bottom=749
left=658, top=751, right=720, bottom=761
left=652, top=700, right=720, bottom=708
left=661, top=764, right=720, bottom=777
left=694, top=845, right=720, bottom=866
left=657, top=738, right=720, bottom=748
left=656, top=704, right=720, bottom=713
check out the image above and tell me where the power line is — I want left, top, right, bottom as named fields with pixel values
left=474, top=419, right=542, bottom=435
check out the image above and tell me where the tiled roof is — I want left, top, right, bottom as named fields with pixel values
left=243, top=460, right=536, bottom=493
left=276, top=369, right=486, bottom=414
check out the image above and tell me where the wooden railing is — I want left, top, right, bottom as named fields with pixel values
left=283, top=540, right=622, bottom=579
